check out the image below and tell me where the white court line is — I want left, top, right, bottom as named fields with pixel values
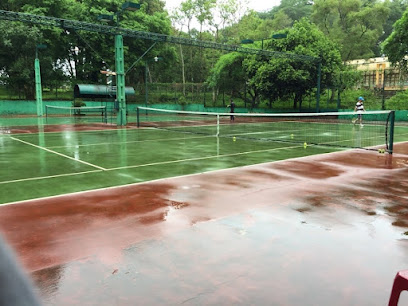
left=0, top=169, right=102, bottom=185
left=2, top=133, right=402, bottom=188
left=47, top=134, right=215, bottom=149
left=2, top=144, right=346, bottom=206
left=10, top=126, right=128, bottom=137
left=108, top=144, right=305, bottom=171
left=10, top=136, right=107, bottom=171
left=0, top=142, right=303, bottom=185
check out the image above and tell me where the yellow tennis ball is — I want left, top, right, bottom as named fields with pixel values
left=303, top=142, right=307, bottom=148
left=290, top=134, right=294, bottom=139
left=233, top=137, right=236, bottom=141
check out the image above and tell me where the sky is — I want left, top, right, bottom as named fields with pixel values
left=163, top=0, right=280, bottom=13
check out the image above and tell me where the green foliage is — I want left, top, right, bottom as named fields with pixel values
left=72, top=100, right=86, bottom=107
left=338, top=88, right=385, bottom=109
left=0, top=0, right=404, bottom=108
left=177, top=95, right=188, bottom=106
left=375, top=0, right=407, bottom=56
left=0, top=21, right=43, bottom=99
left=263, top=0, right=313, bottom=24
left=383, top=9, right=408, bottom=71
left=260, top=19, right=342, bottom=108
left=385, top=90, right=408, bottom=110
left=0, top=0, right=175, bottom=99
left=332, top=66, right=362, bottom=91
left=206, top=19, right=344, bottom=110
left=312, top=0, right=390, bottom=61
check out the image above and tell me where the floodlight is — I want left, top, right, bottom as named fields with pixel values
left=97, top=14, right=114, bottom=22
left=241, top=39, right=254, bottom=44
left=272, top=34, right=287, bottom=39
left=121, top=2, right=141, bottom=11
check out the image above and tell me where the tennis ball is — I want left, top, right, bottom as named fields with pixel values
left=291, top=134, right=294, bottom=139
left=233, top=137, right=236, bottom=141
left=303, top=142, right=307, bottom=148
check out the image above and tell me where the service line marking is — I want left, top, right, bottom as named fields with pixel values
left=10, top=136, right=107, bottom=171
left=107, top=143, right=306, bottom=171
left=0, top=142, right=303, bottom=186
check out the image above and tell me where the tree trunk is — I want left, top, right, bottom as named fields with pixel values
left=24, top=84, right=35, bottom=100
left=294, top=93, right=302, bottom=110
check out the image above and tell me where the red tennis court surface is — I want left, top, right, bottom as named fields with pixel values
left=1, top=144, right=408, bottom=305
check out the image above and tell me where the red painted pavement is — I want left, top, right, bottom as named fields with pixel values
left=0, top=144, right=408, bottom=305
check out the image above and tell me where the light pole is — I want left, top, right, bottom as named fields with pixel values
left=145, top=56, right=162, bottom=108
left=98, top=1, right=140, bottom=126
left=35, top=44, right=46, bottom=116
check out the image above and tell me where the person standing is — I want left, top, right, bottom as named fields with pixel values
left=228, top=99, right=236, bottom=122
left=354, top=96, right=365, bottom=126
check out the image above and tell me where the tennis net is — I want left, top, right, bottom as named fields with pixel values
left=45, top=105, right=107, bottom=123
left=136, top=107, right=395, bottom=153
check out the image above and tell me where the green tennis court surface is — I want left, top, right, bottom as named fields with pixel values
left=1, top=114, right=408, bottom=305
left=1, top=112, right=408, bottom=204
left=0, top=122, right=340, bottom=204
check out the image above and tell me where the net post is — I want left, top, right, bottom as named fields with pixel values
left=103, top=106, right=107, bottom=123
left=137, top=107, right=140, bottom=128
left=216, top=114, right=220, bottom=137
left=388, top=110, right=395, bottom=154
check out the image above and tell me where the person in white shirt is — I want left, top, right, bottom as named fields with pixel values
left=354, top=96, right=365, bottom=126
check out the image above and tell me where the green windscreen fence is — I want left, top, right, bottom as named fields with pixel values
left=45, top=105, right=107, bottom=123
left=136, top=107, right=395, bottom=153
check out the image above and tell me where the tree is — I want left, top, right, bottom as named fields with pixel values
left=383, top=9, right=408, bottom=71
left=374, top=0, right=407, bottom=56
left=261, top=0, right=313, bottom=23
left=0, top=22, right=43, bottom=99
left=206, top=52, right=247, bottom=104
left=208, top=18, right=343, bottom=109
left=0, top=0, right=175, bottom=98
left=260, top=19, right=342, bottom=109
left=312, top=0, right=390, bottom=61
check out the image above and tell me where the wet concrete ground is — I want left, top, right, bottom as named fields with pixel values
left=0, top=144, right=408, bottom=305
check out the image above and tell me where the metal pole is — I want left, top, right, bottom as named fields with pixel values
left=145, top=61, right=148, bottom=109
left=35, top=49, right=43, bottom=116
left=244, top=81, right=247, bottom=109
left=388, top=110, right=395, bottom=154
left=216, top=114, right=219, bottom=137
left=316, top=61, right=321, bottom=112
left=382, top=69, right=386, bottom=110
left=115, top=34, right=126, bottom=126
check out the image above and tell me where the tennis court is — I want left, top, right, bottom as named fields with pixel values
left=1, top=110, right=408, bottom=305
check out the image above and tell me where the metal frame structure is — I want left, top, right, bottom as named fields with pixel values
left=0, top=9, right=322, bottom=123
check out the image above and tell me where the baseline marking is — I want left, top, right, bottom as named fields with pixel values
left=10, top=136, right=107, bottom=171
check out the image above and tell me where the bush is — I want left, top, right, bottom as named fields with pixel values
left=339, top=89, right=383, bottom=110
left=72, top=100, right=86, bottom=107
left=178, top=95, right=187, bottom=106
left=385, top=90, right=408, bottom=110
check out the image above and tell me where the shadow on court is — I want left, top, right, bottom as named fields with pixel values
left=0, top=143, right=407, bottom=305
